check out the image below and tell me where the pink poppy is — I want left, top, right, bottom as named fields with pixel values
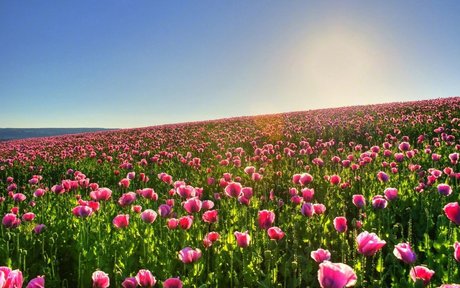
left=352, top=195, right=366, bottom=208
left=167, top=218, right=179, bottom=230
left=333, top=217, right=347, bottom=233
left=113, top=214, right=129, bottom=229
left=393, top=243, right=416, bottom=264
left=267, top=227, right=285, bottom=240
left=178, top=215, right=193, bottom=230
left=183, top=197, right=202, bottom=214
left=330, top=175, right=341, bottom=186
left=33, top=224, right=46, bottom=234
left=33, top=189, right=46, bottom=198
left=122, top=277, right=138, bottom=288
left=202, top=210, right=218, bottom=223
left=299, top=173, right=313, bottom=185
left=438, top=184, right=452, bottom=196
left=454, top=242, right=460, bottom=262
left=26, top=275, right=45, bottom=288
left=313, top=204, right=327, bottom=215
left=162, top=277, right=183, bottom=288
left=311, top=248, right=331, bottom=263
left=136, top=269, right=156, bottom=287
left=92, top=270, right=110, bottom=288
left=234, top=231, right=251, bottom=248
left=22, top=212, right=35, bottom=222
left=317, top=261, right=357, bottom=288
left=138, top=188, right=158, bottom=201
left=444, top=202, right=460, bottom=225
left=72, top=206, right=93, bottom=218
left=202, top=200, right=214, bottom=210
left=258, top=210, right=275, bottom=230
left=356, top=231, right=386, bottom=256
left=409, top=266, right=434, bottom=286
left=179, top=247, right=202, bottom=264
left=224, top=182, right=242, bottom=198
left=1, top=268, right=23, bottom=288
left=118, top=192, right=137, bottom=207
left=2, top=213, right=21, bottom=228
left=384, top=188, right=398, bottom=201
left=301, top=188, right=315, bottom=202
left=90, top=188, right=112, bottom=201
left=141, top=209, right=158, bottom=224
left=301, top=203, right=315, bottom=217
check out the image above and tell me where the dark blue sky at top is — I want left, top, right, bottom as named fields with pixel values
left=1, top=1, right=459, bottom=128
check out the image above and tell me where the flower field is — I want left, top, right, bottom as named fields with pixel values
left=1, top=97, right=460, bottom=287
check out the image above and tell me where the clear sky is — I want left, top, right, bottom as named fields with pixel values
left=1, top=1, right=459, bottom=128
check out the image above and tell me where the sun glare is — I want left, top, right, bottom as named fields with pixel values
left=301, top=25, right=387, bottom=107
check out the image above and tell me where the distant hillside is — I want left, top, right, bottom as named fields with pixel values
left=0, top=128, right=112, bottom=141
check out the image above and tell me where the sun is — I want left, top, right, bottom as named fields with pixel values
left=300, top=25, right=387, bottom=107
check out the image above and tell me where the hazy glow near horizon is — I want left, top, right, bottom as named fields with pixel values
left=1, top=1, right=459, bottom=128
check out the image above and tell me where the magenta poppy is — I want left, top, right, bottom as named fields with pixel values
left=122, top=277, right=138, bottom=288
left=72, top=206, right=93, bottom=218
left=313, top=204, right=327, bottom=215
left=267, top=226, right=285, bottom=240
left=113, top=214, right=129, bottom=229
left=301, top=202, right=315, bottom=217
left=178, top=215, right=193, bottom=230
left=90, top=187, right=112, bottom=201
left=330, top=175, right=341, bottom=186
left=311, top=248, right=331, bottom=263
left=234, top=231, right=251, bottom=248
left=118, top=192, right=137, bottom=207
left=138, top=188, right=158, bottom=201
left=317, top=261, right=357, bottom=288
left=136, top=269, right=156, bottom=287
left=202, top=210, right=218, bottom=223
left=183, top=197, right=202, bottom=214
left=179, top=247, right=202, bottom=264
left=356, top=231, right=386, bottom=256
left=377, top=171, right=389, bottom=183
left=438, top=184, right=452, bottom=196
left=2, top=213, right=21, bottom=228
left=26, top=275, right=45, bottom=288
left=444, top=202, right=460, bottom=225
left=141, top=209, right=157, bottom=224
left=299, top=173, right=313, bottom=186
left=409, top=266, right=434, bottom=286
left=33, top=224, right=46, bottom=234
left=22, top=212, right=35, bottom=222
left=454, top=242, right=460, bottom=262
left=258, top=210, right=275, bottom=230
left=372, top=195, right=388, bottom=209
left=384, top=188, right=398, bottom=201
left=352, top=195, right=366, bottom=208
left=393, top=243, right=416, bottom=264
left=162, top=277, right=183, bottom=288
left=224, top=182, right=242, bottom=198
left=301, top=188, right=315, bottom=202
left=158, top=204, right=172, bottom=218
left=92, top=270, right=110, bottom=288
left=333, top=217, right=347, bottom=233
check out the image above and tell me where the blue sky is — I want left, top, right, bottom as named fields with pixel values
left=1, top=1, right=459, bottom=128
